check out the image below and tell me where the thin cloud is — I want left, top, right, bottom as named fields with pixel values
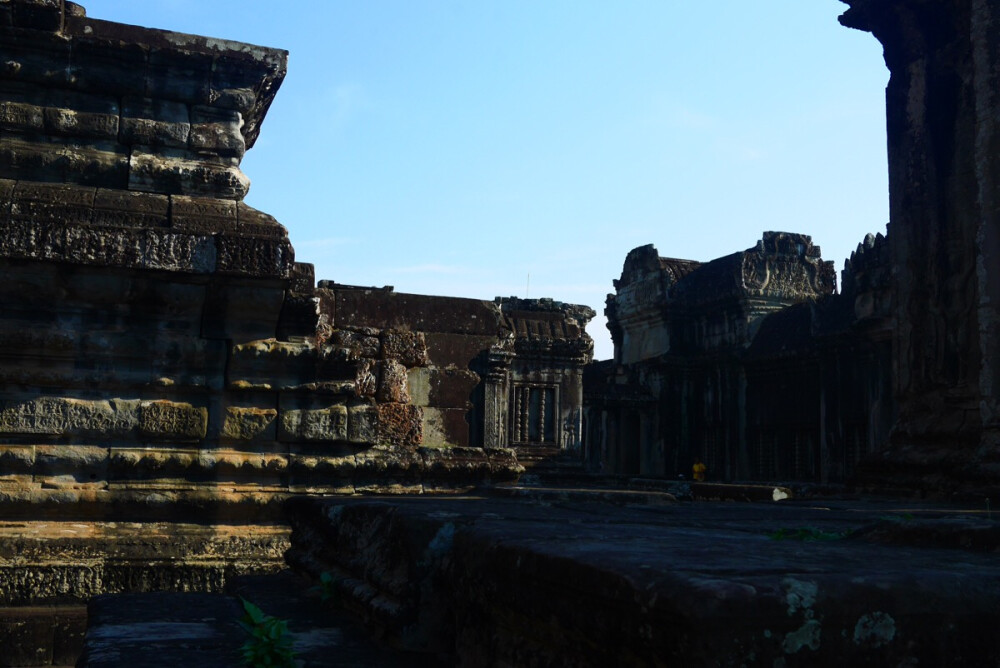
left=326, top=83, right=368, bottom=133
left=296, top=237, right=355, bottom=251
left=390, top=264, right=467, bottom=275
left=670, top=107, right=717, bottom=131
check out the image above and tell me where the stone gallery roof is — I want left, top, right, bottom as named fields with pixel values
left=657, top=256, right=702, bottom=284
left=670, top=232, right=836, bottom=307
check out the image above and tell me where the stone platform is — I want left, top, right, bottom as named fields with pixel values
left=74, top=489, right=1000, bottom=666
left=283, top=491, right=1000, bottom=667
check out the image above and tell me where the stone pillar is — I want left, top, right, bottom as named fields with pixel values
left=840, top=0, right=1000, bottom=481
left=482, top=346, right=513, bottom=448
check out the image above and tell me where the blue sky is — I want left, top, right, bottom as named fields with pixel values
left=83, top=1, right=889, bottom=360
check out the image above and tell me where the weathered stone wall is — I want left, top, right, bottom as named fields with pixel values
left=0, top=1, right=603, bottom=519
left=840, top=0, right=1000, bottom=495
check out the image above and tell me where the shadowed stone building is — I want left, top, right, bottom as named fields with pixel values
left=585, top=231, right=894, bottom=484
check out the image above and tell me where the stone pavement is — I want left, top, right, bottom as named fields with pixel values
left=77, top=570, right=424, bottom=667
left=286, top=488, right=1000, bottom=667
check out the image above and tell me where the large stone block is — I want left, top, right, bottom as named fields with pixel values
left=145, top=46, right=212, bottom=105
left=287, top=453, right=356, bottom=479
left=280, top=405, right=348, bottom=442
left=0, top=397, right=139, bottom=437
left=168, top=195, right=237, bottom=235
left=92, top=189, right=169, bottom=228
left=0, top=136, right=129, bottom=188
left=236, top=203, right=287, bottom=240
left=220, top=406, right=277, bottom=441
left=59, top=226, right=217, bottom=273
left=68, top=36, right=148, bottom=96
left=229, top=339, right=359, bottom=390
left=376, top=404, right=422, bottom=447
left=347, top=404, right=378, bottom=445
left=188, top=106, right=245, bottom=159
left=423, top=332, right=500, bottom=368
left=0, top=99, right=44, bottom=132
left=120, top=97, right=190, bottom=148
left=407, top=367, right=479, bottom=409
left=128, top=149, right=250, bottom=199
left=137, top=400, right=207, bottom=441
left=420, top=407, right=471, bottom=448
left=0, top=445, right=34, bottom=478
left=43, top=89, right=120, bottom=140
left=197, top=449, right=287, bottom=478
left=34, top=446, right=109, bottom=481
left=201, top=282, right=285, bottom=342
left=0, top=25, right=71, bottom=88
left=332, top=288, right=502, bottom=335
left=215, top=234, right=293, bottom=278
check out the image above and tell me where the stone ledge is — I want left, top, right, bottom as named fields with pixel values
left=0, top=180, right=293, bottom=277
left=286, top=495, right=1000, bottom=666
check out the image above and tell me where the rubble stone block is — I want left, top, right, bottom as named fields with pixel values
left=138, top=400, right=207, bottom=440
left=376, top=404, right=422, bottom=447
left=381, top=328, right=428, bottom=366
left=332, top=328, right=381, bottom=359
left=280, top=405, right=348, bottom=442
left=355, top=358, right=377, bottom=398
left=376, top=360, right=409, bottom=404
left=220, top=406, right=277, bottom=440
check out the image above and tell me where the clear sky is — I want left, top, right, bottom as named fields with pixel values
left=83, top=1, right=890, bottom=360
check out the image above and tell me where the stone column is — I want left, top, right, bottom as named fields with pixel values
left=482, top=346, right=513, bottom=448
left=841, top=1, right=1000, bottom=471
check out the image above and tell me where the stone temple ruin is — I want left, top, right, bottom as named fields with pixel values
left=584, top=0, right=1000, bottom=501
left=0, top=0, right=597, bottom=507
left=586, top=230, right=893, bottom=484
left=0, top=0, right=597, bottom=661
left=1, top=0, right=1000, bottom=665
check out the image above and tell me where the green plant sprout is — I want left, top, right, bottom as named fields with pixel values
left=311, top=571, right=339, bottom=603
left=237, top=597, right=296, bottom=668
